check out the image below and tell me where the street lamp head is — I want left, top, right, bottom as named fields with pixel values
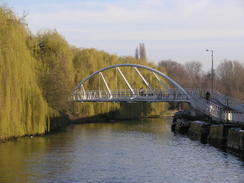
left=206, top=49, right=213, bottom=52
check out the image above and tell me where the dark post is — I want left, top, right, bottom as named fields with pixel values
left=206, top=49, right=214, bottom=95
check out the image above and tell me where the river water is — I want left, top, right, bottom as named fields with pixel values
left=0, top=118, right=244, bottom=183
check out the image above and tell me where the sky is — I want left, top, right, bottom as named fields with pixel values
left=2, top=0, right=244, bottom=71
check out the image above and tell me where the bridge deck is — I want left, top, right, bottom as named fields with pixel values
left=71, top=89, right=190, bottom=103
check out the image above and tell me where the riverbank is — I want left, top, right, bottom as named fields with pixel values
left=1, top=110, right=177, bottom=143
left=69, top=110, right=177, bottom=124
left=69, top=114, right=114, bottom=124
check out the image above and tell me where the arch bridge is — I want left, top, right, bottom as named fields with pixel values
left=71, top=64, right=244, bottom=124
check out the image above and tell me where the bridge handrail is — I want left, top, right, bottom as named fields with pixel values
left=189, top=92, right=223, bottom=119
left=185, top=88, right=244, bottom=113
left=71, top=88, right=191, bottom=102
left=222, top=110, right=244, bottom=124
left=213, top=90, right=244, bottom=112
left=186, top=88, right=244, bottom=123
left=71, top=88, right=244, bottom=123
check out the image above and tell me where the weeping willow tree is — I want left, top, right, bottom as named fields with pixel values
left=33, top=30, right=75, bottom=129
left=0, top=6, right=49, bottom=140
left=35, top=30, right=74, bottom=111
left=0, top=5, right=170, bottom=141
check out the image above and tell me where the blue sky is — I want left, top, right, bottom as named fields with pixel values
left=2, top=0, right=244, bottom=71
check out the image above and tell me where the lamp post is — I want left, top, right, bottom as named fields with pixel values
left=206, top=49, right=214, bottom=96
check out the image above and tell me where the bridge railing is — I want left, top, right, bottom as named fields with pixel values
left=71, top=88, right=191, bottom=102
left=221, top=111, right=244, bottom=124
left=189, top=94, right=223, bottom=120
left=187, top=89, right=244, bottom=123
left=213, top=91, right=244, bottom=112
left=71, top=88, right=244, bottom=123
left=185, top=88, right=244, bottom=113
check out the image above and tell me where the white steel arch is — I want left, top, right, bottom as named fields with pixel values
left=73, top=63, right=188, bottom=95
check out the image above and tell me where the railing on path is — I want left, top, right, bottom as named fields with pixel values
left=185, top=88, right=244, bottom=113
left=71, top=88, right=191, bottom=103
left=186, top=88, right=244, bottom=124
left=71, top=88, right=244, bottom=124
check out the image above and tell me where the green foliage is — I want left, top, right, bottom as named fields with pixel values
left=0, top=5, right=168, bottom=140
left=0, top=6, right=49, bottom=139
left=35, top=30, right=74, bottom=112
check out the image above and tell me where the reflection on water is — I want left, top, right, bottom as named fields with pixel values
left=0, top=118, right=244, bottom=183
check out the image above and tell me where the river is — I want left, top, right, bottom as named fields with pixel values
left=0, top=118, right=243, bottom=183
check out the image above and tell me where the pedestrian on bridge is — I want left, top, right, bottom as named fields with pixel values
left=205, top=91, right=210, bottom=100
left=139, top=87, right=144, bottom=96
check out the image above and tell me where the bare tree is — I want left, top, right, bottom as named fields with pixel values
left=158, top=60, right=191, bottom=110
left=201, top=71, right=212, bottom=89
left=158, top=60, right=189, bottom=87
left=217, top=59, right=244, bottom=100
left=18, top=10, right=29, bottom=26
left=185, top=61, right=203, bottom=88
left=159, top=59, right=244, bottom=101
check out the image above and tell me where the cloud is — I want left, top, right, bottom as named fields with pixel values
left=7, top=0, right=244, bottom=68
left=27, top=0, right=244, bottom=40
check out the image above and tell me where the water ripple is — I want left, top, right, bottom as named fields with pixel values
left=0, top=118, right=243, bottom=183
